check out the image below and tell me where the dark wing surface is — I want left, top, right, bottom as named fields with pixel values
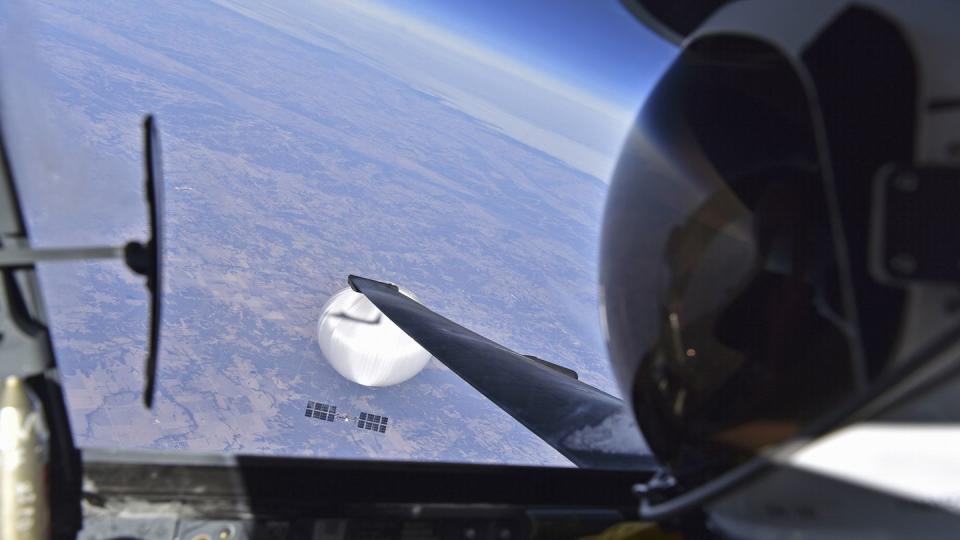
left=348, top=275, right=656, bottom=470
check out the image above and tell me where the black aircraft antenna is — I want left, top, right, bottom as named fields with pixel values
left=0, top=114, right=165, bottom=409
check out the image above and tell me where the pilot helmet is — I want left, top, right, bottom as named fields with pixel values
left=601, top=0, right=960, bottom=506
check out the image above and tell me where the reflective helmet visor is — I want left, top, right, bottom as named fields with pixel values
left=601, top=36, right=857, bottom=481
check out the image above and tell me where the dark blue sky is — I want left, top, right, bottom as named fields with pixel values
left=383, top=0, right=677, bottom=111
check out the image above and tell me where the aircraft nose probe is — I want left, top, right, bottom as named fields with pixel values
left=0, top=115, right=164, bottom=409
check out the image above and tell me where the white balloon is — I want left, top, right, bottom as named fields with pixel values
left=317, top=286, right=431, bottom=387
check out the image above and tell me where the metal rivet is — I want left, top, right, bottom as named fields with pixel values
left=947, top=142, right=960, bottom=158
left=890, top=253, right=917, bottom=275
left=765, top=505, right=787, bottom=518
left=893, top=171, right=919, bottom=192
left=797, top=506, right=816, bottom=519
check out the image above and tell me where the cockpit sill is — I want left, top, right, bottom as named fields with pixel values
left=80, top=448, right=656, bottom=538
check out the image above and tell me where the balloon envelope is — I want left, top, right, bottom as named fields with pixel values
left=317, top=286, right=431, bottom=386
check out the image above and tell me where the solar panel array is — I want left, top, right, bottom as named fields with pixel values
left=305, top=401, right=337, bottom=422
left=357, top=411, right=388, bottom=433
